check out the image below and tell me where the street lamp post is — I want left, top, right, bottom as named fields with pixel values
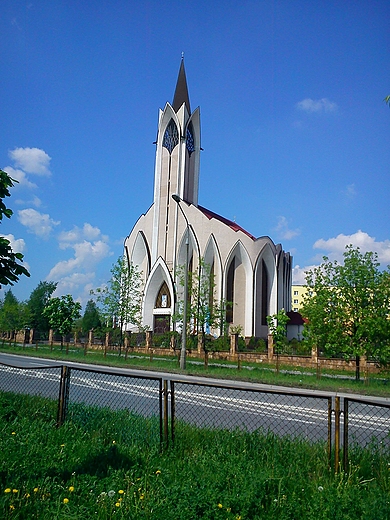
left=172, top=194, right=189, bottom=370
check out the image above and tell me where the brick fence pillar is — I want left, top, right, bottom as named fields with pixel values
left=230, top=333, right=238, bottom=356
left=267, top=334, right=274, bottom=361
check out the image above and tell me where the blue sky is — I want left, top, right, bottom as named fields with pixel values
left=1, top=0, right=389, bottom=308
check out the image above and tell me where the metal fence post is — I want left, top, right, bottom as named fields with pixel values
left=334, top=396, right=340, bottom=472
left=57, top=365, right=71, bottom=427
left=158, top=378, right=163, bottom=448
left=343, top=398, right=349, bottom=471
left=163, top=379, right=169, bottom=447
left=327, top=397, right=332, bottom=466
left=170, top=380, right=175, bottom=445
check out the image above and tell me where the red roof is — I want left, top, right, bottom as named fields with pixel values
left=286, top=311, right=305, bottom=325
left=198, top=205, right=257, bottom=241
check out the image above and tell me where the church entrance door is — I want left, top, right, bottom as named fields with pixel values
left=153, top=315, right=170, bottom=334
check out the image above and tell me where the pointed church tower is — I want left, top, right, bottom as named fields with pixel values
left=151, top=59, right=201, bottom=266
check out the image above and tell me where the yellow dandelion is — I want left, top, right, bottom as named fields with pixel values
left=118, top=489, right=124, bottom=494
left=33, top=488, right=39, bottom=493
left=69, top=486, right=74, bottom=492
left=60, top=444, right=65, bottom=447
left=4, top=488, right=11, bottom=493
left=218, top=503, right=223, bottom=508
left=155, top=470, right=161, bottom=475
left=10, top=505, right=15, bottom=510
left=63, top=498, right=69, bottom=504
left=115, top=502, right=120, bottom=507
left=11, top=432, right=16, bottom=435
left=12, top=489, right=18, bottom=493
left=140, top=494, right=145, bottom=500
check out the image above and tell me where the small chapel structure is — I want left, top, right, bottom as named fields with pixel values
left=124, top=60, right=292, bottom=339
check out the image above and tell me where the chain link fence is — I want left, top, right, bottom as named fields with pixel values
left=0, top=363, right=62, bottom=400
left=343, top=397, right=390, bottom=467
left=1, top=361, right=389, bottom=470
left=65, top=367, right=163, bottom=446
left=170, top=381, right=332, bottom=448
left=0, top=362, right=163, bottom=446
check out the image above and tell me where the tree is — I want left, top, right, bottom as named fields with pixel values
left=92, top=256, right=143, bottom=352
left=0, top=170, right=30, bottom=286
left=267, top=308, right=290, bottom=374
left=174, top=259, right=229, bottom=354
left=26, top=281, right=58, bottom=337
left=81, top=299, right=102, bottom=334
left=301, top=245, right=390, bottom=380
left=43, top=295, right=81, bottom=345
left=0, top=289, right=28, bottom=340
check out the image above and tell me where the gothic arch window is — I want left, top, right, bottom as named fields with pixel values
left=261, top=260, right=269, bottom=325
left=208, top=261, right=215, bottom=311
left=186, top=122, right=195, bottom=156
left=163, top=119, right=179, bottom=154
left=226, top=258, right=235, bottom=323
left=155, top=282, right=171, bottom=309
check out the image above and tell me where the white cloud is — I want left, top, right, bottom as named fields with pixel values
left=292, top=264, right=317, bottom=284
left=314, top=230, right=390, bottom=264
left=15, top=195, right=42, bottom=207
left=344, top=183, right=357, bottom=199
left=0, top=234, right=30, bottom=273
left=58, top=223, right=106, bottom=245
left=47, top=240, right=111, bottom=280
left=46, top=222, right=112, bottom=299
left=18, top=208, right=60, bottom=239
left=39, top=222, right=113, bottom=305
left=52, top=272, right=96, bottom=296
left=296, top=98, right=338, bottom=113
left=275, top=216, right=300, bottom=240
left=8, top=147, right=51, bottom=176
left=293, top=230, right=390, bottom=284
left=0, top=234, right=26, bottom=254
left=3, top=166, right=37, bottom=189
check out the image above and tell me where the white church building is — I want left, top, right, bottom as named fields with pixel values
left=124, top=60, right=292, bottom=339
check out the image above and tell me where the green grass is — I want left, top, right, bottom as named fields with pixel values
left=1, top=392, right=389, bottom=519
left=2, top=341, right=390, bottom=397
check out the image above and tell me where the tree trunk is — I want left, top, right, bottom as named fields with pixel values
left=355, top=355, right=360, bottom=381
left=204, top=349, right=209, bottom=369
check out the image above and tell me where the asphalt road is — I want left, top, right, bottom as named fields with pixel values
left=0, top=352, right=389, bottom=447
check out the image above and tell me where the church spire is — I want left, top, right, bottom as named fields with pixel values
left=172, top=57, right=191, bottom=114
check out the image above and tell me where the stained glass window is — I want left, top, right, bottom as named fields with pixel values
left=163, top=119, right=179, bottom=154
left=186, top=123, right=195, bottom=155
left=155, top=282, right=171, bottom=308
